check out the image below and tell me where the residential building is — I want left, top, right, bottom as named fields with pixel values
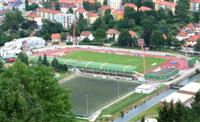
left=129, top=30, right=137, bottom=38
left=75, top=7, right=87, bottom=19
left=139, top=6, right=152, bottom=12
left=100, top=5, right=111, bottom=16
left=37, top=8, right=61, bottom=22
left=106, top=29, right=120, bottom=41
left=26, top=12, right=42, bottom=26
left=176, top=32, right=190, bottom=41
left=113, top=9, right=124, bottom=20
left=60, top=3, right=77, bottom=14
left=7, top=0, right=21, bottom=7
left=86, top=12, right=98, bottom=24
left=80, top=31, right=94, bottom=41
left=51, top=33, right=61, bottom=42
left=186, top=33, right=200, bottom=46
left=154, top=0, right=176, bottom=14
left=123, top=3, right=137, bottom=11
left=55, top=13, right=75, bottom=29
left=59, top=0, right=83, bottom=7
left=107, top=0, right=122, bottom=10
left=190, top=0, right=200, bottom=12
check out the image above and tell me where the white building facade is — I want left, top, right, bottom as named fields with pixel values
left=190, top=0, right=200, bottom=12
left=55, top=13, right=75, bottom=29
left=107, top=0, right=122, bottom=10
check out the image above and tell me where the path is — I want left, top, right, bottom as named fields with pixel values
left=59, top=73, right=77, bottom=84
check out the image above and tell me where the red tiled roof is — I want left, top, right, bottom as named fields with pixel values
left=37, top=8, right=60, bottom=14
left=60, top=3, right=77, bottom=8
left=76, top=7, right=87, bottom=13
left=8, top=0, right=17, bottom=3
left=113, top=9, right=124, bottom=15
left=155, top=0, right=176, bottom=7
left=27, top=12, right=40, bottom=18
left=51, top=33, right=61, bottom=39
left=59, top=0, right=83, bottom=4
left=129, top=30, right=137, bottom=37
left=86, top=12, right=98, bottom=17
left=101, top=5, right=111, bottom=11
left=124, top=3, right=137, bottom=8
left=80, top=31, right=92, bottom=37
left=187, top=33, right=200, bottom=42
left=186, top=23, right=194, bottom=29
left=139, top=6, right=152, bottom=11
left=191, top=0, right=200, bottom=3
left=106, top=29, right=120, bottom=35
left=177, top=32, right=188, bottom=37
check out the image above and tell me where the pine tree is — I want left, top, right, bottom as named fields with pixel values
left=42, top=54, right=49, bottom=66
left=25, top=0, right=29, bottom=10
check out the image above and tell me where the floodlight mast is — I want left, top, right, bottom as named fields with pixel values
left=141, top=43, right=146, bottom=74
left=137, top=39, right=146, bottom=74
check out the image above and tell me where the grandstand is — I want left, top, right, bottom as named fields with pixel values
left=64, top=59, right=137, bottom=78
left=30, top=56, right=138, bottom=79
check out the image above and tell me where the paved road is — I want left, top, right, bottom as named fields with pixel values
left=113, top=89, right=175, bottom=122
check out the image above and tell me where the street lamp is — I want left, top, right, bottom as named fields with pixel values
left=117, top=80, right=119, bottom=98
left=86, top=95, right=89, bottom=117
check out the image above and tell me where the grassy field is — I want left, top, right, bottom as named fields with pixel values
left=101, top=93, right=147, bottom=116
left=63, top=51, right=166, bottom=73
left=130, top=104, right=160, bottom=122
left=61, top=76, right=140, bottom=117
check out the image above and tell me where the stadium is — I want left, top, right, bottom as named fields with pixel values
left=30, top=45, right=191, bottom=121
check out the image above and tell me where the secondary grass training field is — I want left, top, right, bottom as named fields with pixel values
left=63, top=51, right=166, bottom=73
left=61, top=76, right=140, bottom=117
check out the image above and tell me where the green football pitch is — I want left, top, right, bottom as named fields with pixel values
left=61, top=76, right=140, bottom=117
left=63, top=51, right=166, bottom=73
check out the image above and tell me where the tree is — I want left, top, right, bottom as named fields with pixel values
left=55, top=2, right=60, bottom=11
left=25, top=0, right=29, bottom=10
left=2, top=10, right=25, bottom=31
left=191, top=90, right=200, bottom=114
left=118, top=30, right=133, bottom=47
left=95, top=28, right=106, bottom=41
left=149, top=30, right=165, bottom=50
left=42, top=54, right=49, bottom=66
left=17, top=52, right=29, bottom=65
left=83, top=1, right=101, bottom=11
left=51, top=58, right=59, bottom=71
left=175, top=0, right=190, bottom=22
left=0, top=61, right=74, bottom=121
left=38, top=56, right=43, bottom=63
left=193, top=12, right=200, bottom=23
left=92, top=17, right=106, bottom=30
left=141, top=116, right=145, bottom=122
left=28, top=3, right=39, bottom=11
left=40, top=20, right=64, bottom=40
left=68, top=8, right=73, bottom=13
left=142, top=1, right=155, bottom=9
left=0, top=61, right=3, bottom=72
left=103, top=9, right=114, bottom=25
left=194, top=39, right=200, bottom=51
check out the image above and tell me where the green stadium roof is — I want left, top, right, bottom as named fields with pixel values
left=30, top=56, right=137, bottom=74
